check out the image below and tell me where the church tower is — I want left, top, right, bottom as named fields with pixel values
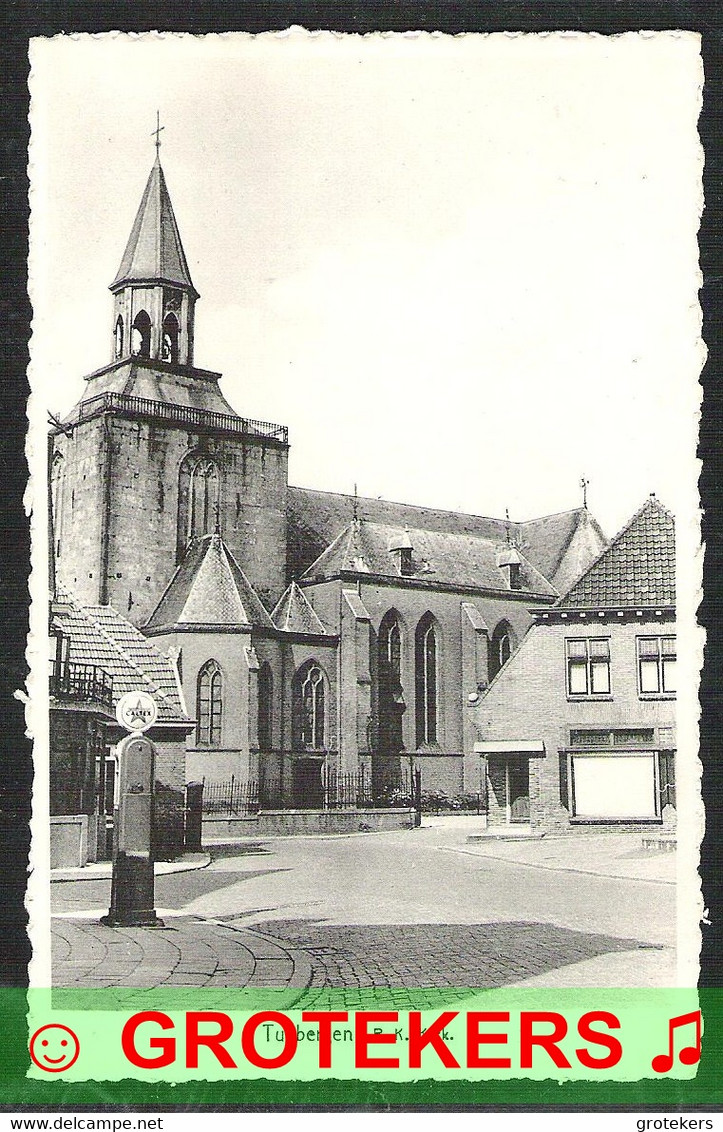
left=51, top=140, right=290, bottom=626
left=109, top=152, right=198, bottom=368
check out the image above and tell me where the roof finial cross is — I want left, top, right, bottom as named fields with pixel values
left=580, top=476, right=589, bottom=509
left=152, top=110, right=165, bottom=157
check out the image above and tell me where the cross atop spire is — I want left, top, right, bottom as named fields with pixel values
left=152, top=111, right=165, bottom=158
left=580, top=476, right=590, bottom=509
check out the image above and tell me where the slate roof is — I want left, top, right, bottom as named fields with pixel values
left=287, top=486, right=601, bottom=588
left=145, top=533, right=274, bottom=633
left=557, top=496, right=675, bottom=610
left=53, top=586, right=188, bottom=723
left=111, top=157, right=197, bottom=295
left=518, top=508, right=607, bottom=590
left=272, top=582, right=328, bottom=635
left=302, top=519, right=557, bottom=596
left=73, top=357, right=241, bottom=420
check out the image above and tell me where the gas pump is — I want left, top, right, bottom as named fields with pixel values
left=101, top=691, right=163, bottom=927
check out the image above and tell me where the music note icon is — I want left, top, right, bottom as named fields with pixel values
left=651, top=1010, right=702, bottom=1073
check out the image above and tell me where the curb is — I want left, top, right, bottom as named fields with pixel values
left=51, top=851, right=212, bottom=883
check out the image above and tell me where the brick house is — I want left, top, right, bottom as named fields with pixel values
left=473, top=497, right=676, bottom=832
left=50, top=585, right=192, bottom=866
left=50, top=149, right=614, bottom=814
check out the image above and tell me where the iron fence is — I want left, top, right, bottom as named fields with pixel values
left=201, top=776, right=259, bottom=815
left=69, top=391, right=288, bottom=443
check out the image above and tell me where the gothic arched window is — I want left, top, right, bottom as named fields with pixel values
left=162, top=313, right=179, bottom=363
left=258, top=662, right=273, bottom=751
left=177, top=455, right=221, bottom=559
left=292, top=661, right=326, bottom=750
left=50, top=452, right=64, bottom=560
left=189, top=458, right=220, bottom=540
left=197, top=660, right=222, bottom=747
left=114, top=315, right=124, bottom=359
left=378, top=611, right=405, bottom=756
left=415, top=613, right=439, bottom=746
left=489, top=620, right=515, bottom=682
left=131, top=310, right=152, bottom=357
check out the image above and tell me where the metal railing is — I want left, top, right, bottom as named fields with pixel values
left=202, top=776, right=260, bottom=815
left=67, top=392, right=288, bottom=443
left=50, top=660, right=113, bottom=711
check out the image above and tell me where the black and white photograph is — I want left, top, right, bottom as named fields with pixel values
left=28, top=28, right=703, bottom=1038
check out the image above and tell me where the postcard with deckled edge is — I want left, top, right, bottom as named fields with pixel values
left=24, top=28, right=705, bottom=1087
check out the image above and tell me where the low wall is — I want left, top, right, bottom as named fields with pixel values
left=203, top=808, right=416, bottom=840
left=50, top=814, right=88, bottom=868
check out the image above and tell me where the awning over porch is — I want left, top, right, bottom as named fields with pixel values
left=474, top=740, right=546, bottom=756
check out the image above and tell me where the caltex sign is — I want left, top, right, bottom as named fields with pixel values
left=115, top=690, right=158, bottom=733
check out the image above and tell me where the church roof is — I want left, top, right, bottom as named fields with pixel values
left=557, top=496, right=675, bottom=610
left=145, top=534, right=274, bottom=633
left=52, top=586, right=189, bottom=724
left=74, top=357, right=241, bottom=420
left=111, top=157, right=197, bottom=295
left=271, top=582, right=328, bottom=635
left=286, top=486, right=602, bottom=588
left=302, top=519, right=557, bottom=596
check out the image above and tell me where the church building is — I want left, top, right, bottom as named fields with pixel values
left=50, top=149, right=609, bottom=817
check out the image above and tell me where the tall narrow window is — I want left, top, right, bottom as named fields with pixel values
left=197, top=660, right=222, bottom=746
left=415, top=614, right=439, bottom=746
left=189, top=458, right=220, bottom=540
left=162, top=313, right=179, bottom=363
left=258, top=662, right=273, bottom=751
left=131, top=310, right=152, bottom=357
left=489, top=620, right=514, bottom=682
left=50, top=453, right=64, bottom=560
left=378, top=611, right=405, bottom=756
left=292, top=661, right=326, bottom=750
left=114, top=315, right=124, bottom=359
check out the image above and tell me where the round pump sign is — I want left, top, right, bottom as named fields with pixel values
left=116, top=690, right=158, bottom=733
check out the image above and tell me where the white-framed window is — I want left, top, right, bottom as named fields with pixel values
left=637, top=636, right=676, bottom=696
left=566, top=637, right=611, bottom=696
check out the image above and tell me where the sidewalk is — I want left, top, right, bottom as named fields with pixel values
left=52, top=851, right=212, bottom=883
left=442, top=829, right=676, bottom=885
left=52, top=912, right=314, bottom=1002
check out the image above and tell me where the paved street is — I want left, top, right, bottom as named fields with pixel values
left=52, top=820, right=677, bottom=1004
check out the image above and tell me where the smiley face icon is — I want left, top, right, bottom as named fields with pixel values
left=29, top=1024, right=80, bottom=1072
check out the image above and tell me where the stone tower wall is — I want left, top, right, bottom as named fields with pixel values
left=53, top=414, right=289, bottom=626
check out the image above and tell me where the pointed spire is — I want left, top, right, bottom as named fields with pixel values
left=111, top=156, right=197, bottom=296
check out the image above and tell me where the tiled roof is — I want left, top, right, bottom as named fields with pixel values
left=111, top=157, right=196, bottom=294
left=145, top=534, right=274, bottom=632
left=53, top=587, right=188, bottom=723
left=557, top=496, right=675, bottom=609
left=302, top=519, right=557, bottom=596
left=271, top=582, right=328, bottom=635
left=287, top=486, right=600, bottom=587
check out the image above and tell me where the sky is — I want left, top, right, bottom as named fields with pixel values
left=28, top=29, right=704, bottom=538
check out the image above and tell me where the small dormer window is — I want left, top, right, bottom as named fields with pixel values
left=388, top=530, right=414, bottom=576
left=496, top=546, right=523, bottom=590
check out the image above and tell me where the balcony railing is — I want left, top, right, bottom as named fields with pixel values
left=50, top=661, right=113, bottom=711
left=64, top=392, right=288, bottom=444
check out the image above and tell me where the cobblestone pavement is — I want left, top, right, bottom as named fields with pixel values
left=51, top=823, right=678, bottom=996
left=51, top=914, right=313, bottom=1004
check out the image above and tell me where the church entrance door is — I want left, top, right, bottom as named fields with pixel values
left=293, top=757, right=325, bottom=809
